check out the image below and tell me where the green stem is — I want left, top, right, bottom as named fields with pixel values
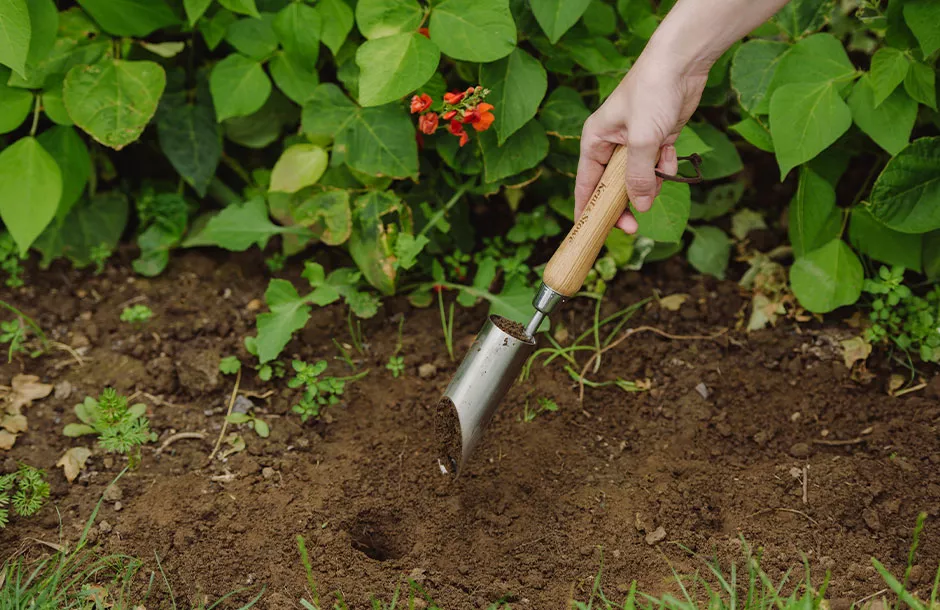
left=438, top=290, right=454, bottom=361
left=0, top=299, right=47, bottom=347
left=221, top=154, right=253, bottom=186
left=335, top=369, right=370, bottom=383
left=418, top=182, right=473, bottom=241
left=29, top=94, right=41, bottom=137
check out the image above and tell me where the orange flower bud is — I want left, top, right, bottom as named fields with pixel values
left=442, top=110, right=457, bottom=120
left=410, top=93, right=432, bottom=114
left=418, top=112, right=439, bottom=134
left=443, top=90, right=465, bottom=105
left=418, top=27, right=430, bottom=38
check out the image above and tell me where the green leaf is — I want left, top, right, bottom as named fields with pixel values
left=430, top=0, right=516, bottom=63
left=486, top=276, right=548, bottom=330
left=631, top=182, right=690, bottom=243
left=903, top=61, right=936, bottom=111
left=788, top=166, right=840, bottom=258
left=273, top=3, right=322, bottom=69
left=319, top=0, right=354, bottom=55
left=225, top=16, right=278, bottom=60
left=302, top=84, right=418, bottom=179
left=674, top=124, right=712, bottom=157
left=394, top=233, right=429, bottom=270
left=690, top=182, right=744, bottom=221
left=730, top=208, right=767, bottom=240
left=903, top=0, right=940, bottom=57
left=730, top=40, right=789, bottom=114
left=36, top=125, right=90, bottom=218
left=729, top=116, right=774, bottom=152
left=33, top=191, right=128, bottom=267
left=200, top=9, right=237, bottom=50
left=0, top=0, right=30, bottom=76
left=0, top=136, right=61, bottom=255
left=219, top=0, right=259, bottom=18
left=477, top=118, right=548, bottom=183
left=789, top=239, right=863, bottom=313
left=847, top=75, right=917, bottom=156
left=63, top=58, right=167, bottom=150
left=184, top=0, right=213, bottom=25
left=556, top=35, right=629, bottom=75
left=22, top=0, right=57, bottom=77
left=357, top=32, right=439, bottom=107
left=869, top=137, right=940, bottom=234
left=288, top=189, right=352, bottom=246
left=773, top=0, right=833, bottom=39
left=530, top=0, right=592, bottom=44
left=157, top=92, right=221, bottom=197
left=41, top=77, right=71, bottom=125
left=539, top=85, right=589, bottom=139
left=479, top=48, right=547, bottom=144
left=269, top=144, right=328, bottom=193
left=691, top=121, right=743, bottom=179
left=209, top=54, right=271, bottom=122
left=349, top=190, right=401, bottom=295
left=253, top=419, right=270, bottom=438
left=8, top=9, right=104, bottom=89
left=769, top=81, right=852, bottom=180
left=183, top=197, right=309, bottom=250
left=582, top=0, right=616, bottom=37
left=75, top=0, right=178, bottom=37
left=356, top=0, right=423, bottom=39
left=923, top=230, right=940, bottom=280
left=869, top=47, right=910, bottom=107
left=270, top=51, right=320, bottom=104
left=687, top=226, right=731, bottom=279
left=255, top=279, right=311, bottom=363
left=766, top=33, right=856, bottom=106
left=0, top=76, right=32, bottom=133
left=849, top=206, right=922, bottom=272
left=133, top=216, right=185, bottom=276
left=63, top=423, right=95, bottom=437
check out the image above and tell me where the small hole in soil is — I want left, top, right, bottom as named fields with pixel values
left=349, top=511, right=411, bottom=561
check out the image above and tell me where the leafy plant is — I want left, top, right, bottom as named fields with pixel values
left=120, top=304, right=153, bottom=324
left=64, top=389, right=156, bottom=467
left=1, top=318, right=29, bottom=362
left=386, top=316, right=406, bottom=378
left=520, top=396, right=559, bottom=422
left=219, top=355, right=242, bottom=375
left=226, top=410, right=270, bottom=439
left=0, top=464, right=50, bottom=529
left=863, top=266, right=940, bottom=363
left=0, top=232, right=26, bottom=288
left=289, top=360, right=367, bottom=422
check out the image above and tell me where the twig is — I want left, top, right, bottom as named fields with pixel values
left=802, top=464, right=809, bottom=505
left=141, top=393, right=188, bottom=408
left=812, top=437, right=865, bottom=446
left=51, top=341, right=84, bottom=367
left=239, top=390, right=274, bottom=400
left=208, top=368, right=241, bottom=462
left=854, top=589, right=889, bottom=607
left=576, top=325, right=728, bottom=402
left=746, top=507, right=818, bottom=526
left=156, top=432, right=206, bottom=455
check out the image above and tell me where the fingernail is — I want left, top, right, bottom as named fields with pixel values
left=633, top=196, right=652, bottom=212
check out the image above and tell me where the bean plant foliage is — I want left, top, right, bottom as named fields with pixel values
left=0, top=0, right=938, bottom=365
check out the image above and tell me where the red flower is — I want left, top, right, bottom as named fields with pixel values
left=418, top=112, right=439, bottom=134
left=418, top=27, right=430, bottom=38
left=466, top=103, right=494, bottom=132
left=442, top=109, right=457, bottom=120
left=449, top=120, right=469, bottom=147
left=443, top=90, right=465, bottom=105
left=410, top=93, right=432, bottom=114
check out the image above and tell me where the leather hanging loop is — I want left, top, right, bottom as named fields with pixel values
left=655, top=153, right=704, bottom=184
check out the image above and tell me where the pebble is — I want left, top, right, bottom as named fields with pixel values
left=694, top=382, right=710, bottom=399
left=789, top=442, right=812, bottom=458
left=103, top=457, right=114, bottom=469
left=233, top=395, right=254, bottom=415
left=457, top=565, right=470, bottom=576
left=909, top=564, right=924, bottom=584
left=418, top=363, right=437, bottom=379
left=114, top=502, right=123, bottom=512
left=262, top=467, right=275, bottom=479
left=645, top=526, right=667, bottom=545
left=54, top=381, right=73, bottom=400
left=99, top=520, right=112, bottom=533
left=103, top=484, right=123, bottom=502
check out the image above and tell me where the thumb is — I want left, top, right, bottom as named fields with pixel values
left=624, top=132, right=663, bottom=212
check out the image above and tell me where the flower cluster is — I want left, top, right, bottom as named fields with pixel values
left=410, top=85, right=494, bottom=147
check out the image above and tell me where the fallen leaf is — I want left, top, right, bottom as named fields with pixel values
left=840, top=336, right=872, bottom=369
left=887, top=374, right=905, bottom=396
left=659, top=294, right=689, bottom=311
left=1, top=414, right=28, bottom=433
left=56, top=447, right=92, bottom=483
left=747, top=293, right=785, bottom=331
left=0, top=430, right=15, bottom=450
left=7, top=374, right=53, bottom=414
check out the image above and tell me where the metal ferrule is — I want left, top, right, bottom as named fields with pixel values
left=531, top=282, right=566, bottom=316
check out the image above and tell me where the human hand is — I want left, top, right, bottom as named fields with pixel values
left=575, top=47, right=709, bottom=233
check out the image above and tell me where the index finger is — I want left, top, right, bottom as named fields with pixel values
left=574, top=131, right=616, bottom=220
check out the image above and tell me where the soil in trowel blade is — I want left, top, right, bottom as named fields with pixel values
left=491, top=315, right=533, bottom=342
left=435, top=397, right=462, bottom=476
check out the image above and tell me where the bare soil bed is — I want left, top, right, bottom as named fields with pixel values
left=1, top=250, right=938, bottom=609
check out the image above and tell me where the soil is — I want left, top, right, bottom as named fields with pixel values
left=2, top=249, right=939, bottom=609
left=491, top=315, right=535, bottom=343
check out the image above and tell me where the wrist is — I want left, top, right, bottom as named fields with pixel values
left=643, top=20, right=717, bottom=79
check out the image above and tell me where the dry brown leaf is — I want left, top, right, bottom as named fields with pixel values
left=888, top=374, right=905, bottom=395
left=659, top=294, right=689, bottom=311
left=1, top=414, right=28, bottom=433
left=0, top=430, right=15, bottom=450
left=840, top=336, right=872, bottom=369
left=7, top=374, right=53, bottom=414
left=56, top=447, right=92, bottom=483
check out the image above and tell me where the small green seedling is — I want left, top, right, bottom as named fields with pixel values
left=120, top=304, right=153, bottom=324
left=1, top=319, right=29, bottom=362
left=386, top=356, right=405, bottom=378
left=0, top=464, right=50, bottom=529
left=289, top=360, right=367, bottom=422
left=226, top=411, right=270, bottom=438
left=219, top=356, right=242, bottom=375
left=265, top=252, right=287, bottom=273
left=865, top=266, right=940, bottom=363
left=64, top=388, right=156, bottom=467
left=520, top=397, right=558, bottom=422
left=0, top=232, right=25, bottom=288
left=89, top=243, right=112, bottom=275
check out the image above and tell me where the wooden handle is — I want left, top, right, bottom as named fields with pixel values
left=543, top=145, right=629, bottom=297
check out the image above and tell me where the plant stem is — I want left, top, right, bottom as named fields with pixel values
left=438, top=290, right=454, bottom=361
left=208, top=368, right=241, bottom=463
left=221, top=154, right=253, bottom=186
left=418, top=182, right=473, bottom=241
left=29, top=94, right=41, bottom=137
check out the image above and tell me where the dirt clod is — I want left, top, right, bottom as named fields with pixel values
left=645, top=526, right=667, bottom=545
left=103, top=484, right=123, bottom=502
left=789, top=442, right=812, bottom=458
left=419, top=363, right=437, bottom=379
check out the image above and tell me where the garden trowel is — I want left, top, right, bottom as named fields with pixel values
left=436, top=145, right=702, bottom=476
